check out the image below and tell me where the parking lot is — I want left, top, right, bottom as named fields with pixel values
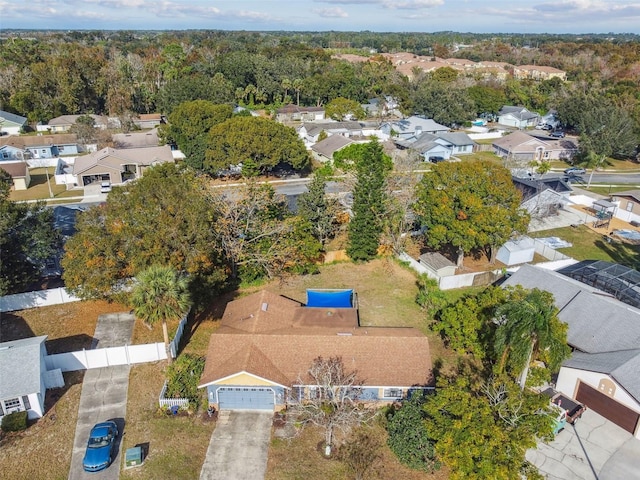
left=527, top=409, right=640, bottom=480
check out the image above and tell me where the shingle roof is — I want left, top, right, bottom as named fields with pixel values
left=303, top=121, right=362, bottom=137
left=73, top=145, right=174, bottom=175
left=0, top=133, right=78, bottom=149
left=200, top=290, right=433, bottom=389
left=48, top=114, right=108, bottom=127
left=563, top=349, right=640, bottom=404
left=0, top=162, right=28, bottom=178
left=0, top=110, right=28, bottom=126
left=112, top=129, right=160, bottom=149
left=612, top=190, right=640, bottom=203
left=420, top=252, right=456, bottom=270
left=436, top=132, right=475, bottom=146
left=390, top=116, right=449, bottom=135
left=311, top=135, right=354, bottom=158
left=503, top=264, right=640, bottom=353
left=0, top=336, right=47, bottom=399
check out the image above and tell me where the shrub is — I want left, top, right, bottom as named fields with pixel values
left=166, top=354, right=205, bottom=410
left=1, top=411, right=28, bottom=432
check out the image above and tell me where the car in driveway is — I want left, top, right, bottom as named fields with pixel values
left=100, top=181, right=112, bottom=193
left=564, top=167, right=586, bottom=175
left=83, top=421, right=118, bottom=472
left=549, top=130, right=566, bottom=138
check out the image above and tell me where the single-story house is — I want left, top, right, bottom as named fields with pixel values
left=497, top=106, right=540, bottom=129
left=503, top=264, right=640, bottom=438
left=0, top=144, right=26, bottom=162
left=0, top=336, right=60, bottom=420
left=0, top=110, right=28, bottom=135
left=198, top=290, right=433, bottom=411
left=496, top=236, right=535, bottom=266
left=493, top=131, right=577, bottom=164
left=310, top=135, right=355, bottom=163
left=0, top=161, right=31, bottom=190
left=395, top=131, right=475, bottom=161
left=276, top=105, right=325, bottom=123
left=72, top=145, right=174, bottom=186
left=45, top=114, right=111, bottom=133
left=361, top=96, right=401, bottom=118
left=419, top=252, right=457, bottom=278
left=0, top=133, right=80, bottom=159
left=512, top=175, right=573, bottom=219
left=610, top=190, right=640, bottom=225
left=132, top=113, right=165, bottom=130
left=298, top=121, right=364, bottom=144
left=381, top=116, right=449, bottom=140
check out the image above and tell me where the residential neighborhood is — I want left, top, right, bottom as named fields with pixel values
left=2, top=26, right=640, bottom=480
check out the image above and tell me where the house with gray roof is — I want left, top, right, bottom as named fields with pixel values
left=46, top=114, right=111, bottom=133
left=395, top=131, right=475, bottom=161
left=0, top=110, right=28, bottom=135
left=504, top=264, right=640, bottom=437
left=298, top=121, right=363, bottom=144
left=512, top=175, right=573, bottom=219
left=497, top=106, right=540, bottom=129
left=0, top=336, right=61, bottom=420
left=381, top=116, right=449, bottom=140
left=310, top=135, right=354, bottom=163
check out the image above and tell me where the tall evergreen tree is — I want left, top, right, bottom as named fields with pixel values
left=346, top=140, right=390, bottom=261
left=297, top=173, right=338, bottom=247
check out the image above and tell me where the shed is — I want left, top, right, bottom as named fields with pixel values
left=0, top=162, right=31, bottom=190
left=496, top=236, right=535, bottom=266
left=419, top=252, right=457, bottom=277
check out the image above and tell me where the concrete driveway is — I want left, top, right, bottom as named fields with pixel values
left=527, top=409, right=640, bottom=480
left=68, top=313, right=135, bottom=480
left=199, top=411, right=273, bottom=480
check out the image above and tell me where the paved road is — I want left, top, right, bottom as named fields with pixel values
left=68, top=313, right=135, bottom=480
left=199, top=411, right=273, bottom=480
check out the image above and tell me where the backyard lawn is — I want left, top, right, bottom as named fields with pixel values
left=8, top=167, right=80, bottom=202
left=530, top=224, right=640, bottom=269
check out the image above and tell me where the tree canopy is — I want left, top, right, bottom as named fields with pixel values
left=204, top=116, right=309, bottom=176
left=61, top=163, right=227, bottom=301
left=413, top=161, right=529, bottom=266
left=325, top=97, right=366, bottom=121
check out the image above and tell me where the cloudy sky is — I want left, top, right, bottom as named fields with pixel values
left=2, top=0, right=639, bottom=33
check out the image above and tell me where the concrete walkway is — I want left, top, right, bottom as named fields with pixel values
left=68, top=313, right=135, bottom=480
left=199, top=411, right=273, bottom=480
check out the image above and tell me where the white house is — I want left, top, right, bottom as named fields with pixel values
left=0, top=110, right=28, bottom=135
left=497, top=106, right=540, bottom=129
left=381, top=116, right=449, bottom=140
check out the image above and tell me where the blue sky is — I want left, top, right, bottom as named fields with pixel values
left=2, top=0, right=640, bottom=33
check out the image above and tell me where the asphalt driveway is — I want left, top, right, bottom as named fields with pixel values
left=68, top=313, right=135, bottom=480
left=199, top=410, right=273, bottom=480
left=527, top=409, right=640, bottom=480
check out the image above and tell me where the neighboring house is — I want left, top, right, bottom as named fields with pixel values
left=0, top=144, right=26, bottom=162
left=381, top=116, right=449, bottom=140
left=0, top=336, right=62, bottom=420
left=72, top=145, right=174, bottom=186
left=198, top=290, right=433, bottom=411
left=0, top=161, right=31, bottom=190
left=298, top=121, right=363, bottom=144
left=395, top=131, right=475, bottom=161
left=513, top=65, right=567, bottom=81
left=276, top=105, right=325, bottom=123
left=0, top=134, right=80, bottom=159
left=310, top=135, right=355, bottom=163
left=512, top=175, right=573, bottom=219
left=504, top=264, right=640, bottom=438
left=361, top=96, right=401, bottom=118
left=112, top=129, right=160, bottom=149
left=419, top=252, right=457, bottom=278
left=0, top=110, right=28, bottom=135
left=540, top=110, right=560, bottom=129
left=610, top=190, right=640, bottom=225
left=497, top=106, right=540, bottom=129
left=46, top=114, right=110, bottom=133
left=132, top=113, right=165, bottom=130
left=493, top=131, right=577, bottom=164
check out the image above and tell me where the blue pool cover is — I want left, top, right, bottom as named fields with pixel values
left=306, top=289, right=353, bottom=308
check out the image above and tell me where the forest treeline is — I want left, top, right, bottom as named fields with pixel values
left=1, top=30, right=639, bottom=134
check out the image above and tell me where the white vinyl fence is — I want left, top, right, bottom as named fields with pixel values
left=1, top=287, right=80, bottom=312
left=158, top=380, right=190, bottom=410
left=46, top=343, right=167, bottom=372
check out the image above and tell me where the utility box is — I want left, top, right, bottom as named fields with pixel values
left=125, top=446, right=144, bottom=469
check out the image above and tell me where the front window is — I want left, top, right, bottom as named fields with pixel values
left=627, top=201, right=634, bottom=212
left=383, top=388, right=403, bottom=399
left=3, top=398, right=20, bottom=411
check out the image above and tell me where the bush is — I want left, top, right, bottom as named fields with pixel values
left=166, top=354, right=205, bottom=410
left=1, top=411, right=28, bottom=432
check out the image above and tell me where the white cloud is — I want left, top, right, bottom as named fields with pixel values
left=382, top=0, right=443, bottom=9
left=313, top=7, right=349, bottom=17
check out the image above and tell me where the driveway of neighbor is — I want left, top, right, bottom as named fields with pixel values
left=526, top=409, right=640, bottom=480
left=199, top=411, right=273, bottom=480
left=68, top=313, right=135, bottom=480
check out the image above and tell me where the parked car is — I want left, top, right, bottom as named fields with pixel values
left=549, top=131, right=566, bottom=138
left=83, top=421, right=119, bottom=472
left=429, top=156, right=445, bottom=163
left=543, top=387, right=587, bottom=433
left=100, top=181, right=112, bottom=193
left=564, top=167, right=586, bottom=175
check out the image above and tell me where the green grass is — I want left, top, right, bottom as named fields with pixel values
left=9, top=167, right=81, bottom=202
left=530, top=225, right=640, bottom=269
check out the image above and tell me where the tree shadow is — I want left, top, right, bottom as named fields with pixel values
left=0, top=312, right=35, bottom=342
left=594, top=238, right=640, bottom=270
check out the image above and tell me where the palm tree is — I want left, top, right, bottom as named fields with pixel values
left=130, top=265, right=191, bottom=362
left=494, top=287, right=571, bottom=389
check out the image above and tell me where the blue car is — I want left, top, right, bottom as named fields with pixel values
left=83, top=421, right=118, bottom=472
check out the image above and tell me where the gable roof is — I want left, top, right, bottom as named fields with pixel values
left=498, top=106, right=539, bottom=121
left=512, top=175, right=572, bottom=202
left=389, top=116, right=449, bottom=135
left=0, top=110, right=28, bottom=126
left=311, top=135, right=354, bottom=158
left=0, top=162, right=28, bottom=178
left=493, top=131, right=577, bottom=153
left=277, top=104, right=324, bottom=115
left=48, top=114, right=108, bottom=127
left=0, top=133, right=78, bottom=149
left=420, top=252, right=456, bottom=270
left=112, top=129, right=160, bottom=149
left=0, top=336, right=47, bottom=399
left=564, top=349, right=640, bottom=405
left=503, top=264, right=640, bottom=354
left=73, top=145, right=174, bottom=175
left=200, top=290, right=432, bottom=389
left=302, top=121, right=362, bottom=137
left=612, top=190, right=640, bottom=203
left=436, top=132, right=475, bottom=146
